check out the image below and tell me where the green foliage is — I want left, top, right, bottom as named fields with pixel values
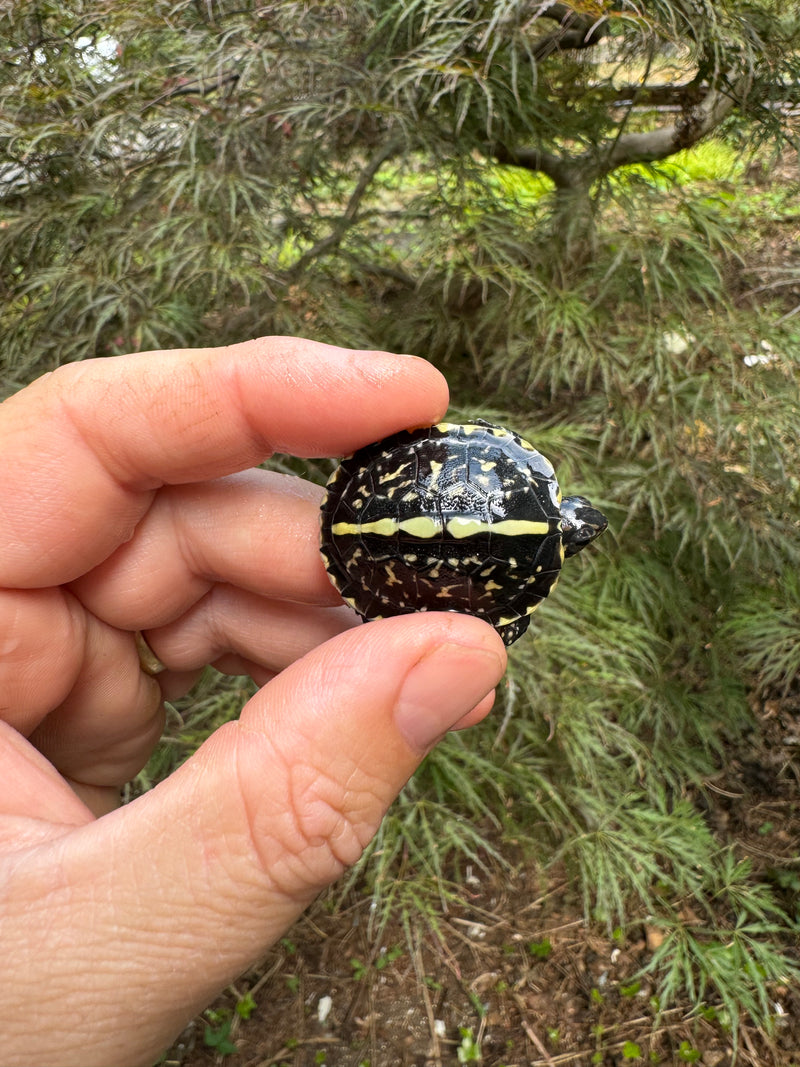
left=2, top=1, right=799, bottom=388
left=457, top=1026, right=482, bottom=1064
left=203, top=1011, right=238, bottom=1056
left=642, top=854, right=800, bottom=1043
left=3, top=0, right=799, bottom=1044
left=527, top=938, right=552, bottom=960
left=235, top=992, right=256, bottom=1020
left=638, top=141, right=743, bottom=186
left=721, top=569, right=800, bottom=694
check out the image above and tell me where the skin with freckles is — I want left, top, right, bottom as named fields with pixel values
left=0, top=337, right=507, bottom=1067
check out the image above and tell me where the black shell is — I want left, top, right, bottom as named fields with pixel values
left=319, top=421, right=567, bottom=645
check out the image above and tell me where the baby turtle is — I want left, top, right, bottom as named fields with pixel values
left=319, top=420, right=607, bottom=645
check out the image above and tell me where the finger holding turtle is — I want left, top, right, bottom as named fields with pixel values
left=0, top=338, right=451, bottom=811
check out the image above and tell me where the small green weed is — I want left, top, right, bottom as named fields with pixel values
left=375, top=944, right=403, bottom=970
left=351, top=944, right=403, bottom=980
left=527, top=937, right=552, bottom=960
left=236, top=992, right=256, bottom=1019
left=620, top=980, right=642, bottom=997
left=457, top=1026, right=482, bottom=1063
left=203, top=1011, right=237, bottom=1057
left=467, top=989, right=488, bottom=1017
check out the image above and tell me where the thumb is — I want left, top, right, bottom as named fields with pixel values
left=6, top=613, right=506, bottom=1067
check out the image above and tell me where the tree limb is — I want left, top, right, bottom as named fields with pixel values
left=494, top=75, right=751, bottom=187
left=608, top=79, right=708, bottom=110
left=492, top=142, right=586, bottom=188
left=289, top=138, right=403, bottom=276
left=528, top=2, right=608, bottom=61
left=602, top=75, right=749, bottom=169
left=142, top=71, right=241, bottom=113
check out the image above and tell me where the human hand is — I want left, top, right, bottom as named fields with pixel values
left=0, top=338, right=507, bottom=1066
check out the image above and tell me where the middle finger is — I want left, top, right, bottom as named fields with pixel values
left=70, top=469, right=338, bottom=630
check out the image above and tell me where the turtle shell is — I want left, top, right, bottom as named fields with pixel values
left=319, top=421, right=566, bottom=645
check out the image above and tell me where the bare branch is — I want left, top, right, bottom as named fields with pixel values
left=289, top=138, right=403, bottom=275
left=142, top=71, right=241, bottom=113
left=493, top=75, right=751, bottom=187
left=603, top=75, right=749, bottom=169
left=528, top=2, right=608, bottom=61
left=492, top=142, right=587, bottom=188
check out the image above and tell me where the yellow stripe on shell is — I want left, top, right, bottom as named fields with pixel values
left=331, top=517, right=440, bottom=538
left=331, top=517, right=553, bottom=538
left=445, top=517, right=552, bottom=538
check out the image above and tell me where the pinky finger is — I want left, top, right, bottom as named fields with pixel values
left=29, top=614, right=165, bottom=793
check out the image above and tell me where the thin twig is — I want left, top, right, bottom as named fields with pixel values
left=290, top=138, right=402, bottom=275
left=413, top=935, right=443, bottom=1066
left=512, top=992, right=557, bottom=1065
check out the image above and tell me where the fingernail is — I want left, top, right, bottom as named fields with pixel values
left=395, top=642, right=506, bottom=753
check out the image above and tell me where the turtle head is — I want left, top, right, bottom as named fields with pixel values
left=560, top=495, right=608, bottom=558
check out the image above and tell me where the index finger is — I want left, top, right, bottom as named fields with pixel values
left=0, top=337, right=448, bottom=585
